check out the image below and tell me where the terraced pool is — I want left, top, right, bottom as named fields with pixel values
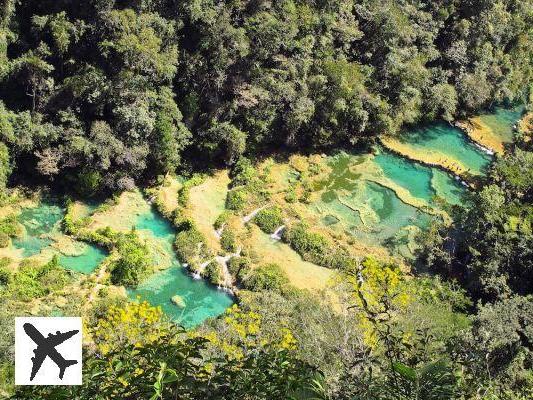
left=128, top=207, right=234, bottom=328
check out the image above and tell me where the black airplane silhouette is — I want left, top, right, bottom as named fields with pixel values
left=23, top=323, right=79, bottom=381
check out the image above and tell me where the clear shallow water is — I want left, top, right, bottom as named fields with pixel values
left=59, top=245, right=107, bottom=274
left=374, top=150, right=435, bottom=202
left=398, top=122, right=492, bottom=175
left=13, top=200, right=107, bottom=273
left=129, top=266, right=234, bottom=328
left=13, top=202, right=64, bottom=256
left=315, top=153, right=435, bottom=256
left=477, top=105, right=524, bottom=144
left=128, top=207, right=234, bottom=328
left=374, top=149, right=466, bottom=206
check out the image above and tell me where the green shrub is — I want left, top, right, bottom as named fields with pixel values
left=242, top=263, right=289, bottom=292
left=227, top=256, right=250, bottom=277
left=0, top=215, right=22, bottom=237
left=174, top=221, right=208, bottom=263
left=76, top=169, right=102, bottom=197
left=62, top=199, right=90, bottom=235
left=178, top=174, right=205, bottom=207
left=220, top=228, right=237, bottom=252
left=253, top=206, right=284, bottom=234
left=284, top=186, right=297, bottom=203
left=204, top=261, right=223, bottom=285
left=282, top=222, right=350, bottom=269
left=226, top=188, right=248, bottom=211
left=0, top=232, right=9, bottom=248
left=230, top=157, right=256, bottom=187
left=283, top=222, right=328, bottom=257
left=109, top=232, right=153, bottom=287
left=214, top=210, right=231, bottom=230
left=9, top=256, right=70, bottom=301
left=0, top=263, right=12, bottom=287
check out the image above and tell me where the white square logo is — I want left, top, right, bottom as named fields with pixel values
left=15, top=317, right=82, bottom=385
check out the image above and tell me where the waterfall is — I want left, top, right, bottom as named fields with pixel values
left=270, top=225, right=285, bottom=241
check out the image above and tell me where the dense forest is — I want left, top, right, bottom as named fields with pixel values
left=0, top=0, right=531, bottom=192
left=0, top=0, right=532, bottom=399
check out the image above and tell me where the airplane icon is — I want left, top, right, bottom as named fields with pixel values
left=23, top=322, right=79, bottom=381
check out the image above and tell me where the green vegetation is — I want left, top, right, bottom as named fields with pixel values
left=283, top=222, right=352, bottom=269
left=253, top=206, right=284, bottom=234
left=242, top=264, right=289, bottom=293
left=0, top=0, right=529, bottom=196
left=204, top=261, right=223, bottom=286
left=227, top=256, right=251, bottom=282
left=14, top=302, right=321, bottom=399
left=174, top=219, right=210, bottom=267
left=0, top=0, right=532, bottom=398
left=220, top=228, right=237, bottom=253
left=418, top=142, right=533, bottom=398
left=108, top=231, right=153, bottom=287
left=1, top=255, right=70, bottom=302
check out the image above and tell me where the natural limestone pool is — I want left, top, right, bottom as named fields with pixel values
left=12, top=200, right=107, bottom=272
left=476, top=105, right=525, bottom=145
left=9, top=106, right=521, bottom=324
left=382, top=122, right=493, bottom=176
left=128, top=207, right=234, bottom=328
left=312, top=152, right=437, bottom=257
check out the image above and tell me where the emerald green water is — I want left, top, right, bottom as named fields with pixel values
left=59, top=245, right=107, bottom=274
left=374, top=150, right=435, bottom=201
left=13, top=202, right=63, bottom=256
left=13, top=200, right=107, bottom=273
left=477, top=105, right=525, bottom=144
left=313, top=151, right=463, bottom=257
left=374, top=149, right=465, bottom=206
left=398, top=122, right=492, bottom=175
left=128, top=207, right=234, bottom=328
left=129, top=266, right=234, bottom=328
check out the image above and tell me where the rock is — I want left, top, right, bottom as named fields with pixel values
left=171, top=295, right=186, bottom=308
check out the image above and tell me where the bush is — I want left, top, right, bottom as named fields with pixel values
left=62, top=199, right=90, bottom=235
left=282, top=222, right=351, bottom=269
left=109, top=232, right=153, bottom=287
left=0, top=215, right=22, bottom=237
left=0, top=232, right=9, bottom=248
left=174, top=221, right=208, bottom=263
left=0, top=262, right=12, bottom=287
left=220, top=228, right=237, bottom=252
left=214, top=210, right=231, bottom=230
left=8, top=256, right=70, bottom=301
left=204, top=261, right=223, bottom=285
left=283, top=223, right=328, bottom=258
left=253, top=206, right=284, bottom=234
left=227, top=256, right=251, bottom=277
left=242, top=264, right=289, bottom=292
left=178, top=174, right=205, bottom=207
left=226, top=188, right=248, bottom=211
left=230, top=157, right=256, bottom=187
left=76, top=169, right=102, bottom=197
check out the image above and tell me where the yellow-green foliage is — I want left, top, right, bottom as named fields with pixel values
left=62, top=199, right=90, bottom=235
left=5, top=256, right=70, bottom=301
left=253, top=206, right=283, bottom=234
left=204, top=261, right=223, bottom=285
left=108, top=231, right=153, bottom=287
left=178, top=174, right=205, bottom=207
left=199, top=304, right=297, bottom=361
left=220, top=228, right=237, bottom=252
left=174, top=219, right=209, bottom=265
left=91, top=301, right=171, bottom=355
left=0, top=214, right=22, bottom=238
left=242, top=263, right=289, bottom=293
left=283, top=222, right=352, bottom=269
left=342, top=257, right=410, bottom=346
